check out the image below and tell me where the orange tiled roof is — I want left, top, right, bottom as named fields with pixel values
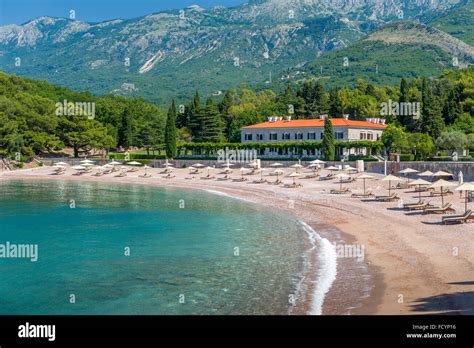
left=242, top=118, right=387, bottom=130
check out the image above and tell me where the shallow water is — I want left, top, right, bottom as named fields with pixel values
left=0, top=180, right=316, bottom=315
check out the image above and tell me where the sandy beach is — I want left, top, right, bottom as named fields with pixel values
left=1, top=165, right=473, bottom=315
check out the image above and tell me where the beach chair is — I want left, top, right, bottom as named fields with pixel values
left=252, top=178, right=268, bottom=184
left=442, top=210, right=472, bottom=224
left=403, top=200, right=425, bottom=209
left=304, top=173, right=319, bottom=179
left=351, top=192, right=374, bottom=198
left=374, top=193, right=399, bottom=202
left=162, top=174, right=176, bottom=179
left=217, top=175, right=231, bottom=181
left=284, top=183, right=303, bottom=188
left=232, top=177, right=248, bottom=182
left=330, top=188, right=351, bottom=194
left=339, top=178, right=355, bottom=184
left=424, top=203, right=455, bottom=214
left=115, top=171, right=127, bottom=177
left=406, top=201, right=433, bottom=211
left=430, top=189, right=454, bottom=197
left=319, top=175, right=334, bottom=181
left=200, top=175, right=216, bottom=180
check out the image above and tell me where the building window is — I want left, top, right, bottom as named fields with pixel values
left=367, top=133, right=373, bottom=140
left=307, top=132, right=316, bottom=140
left=256, top=133, right=264, bottom=141
left=320, top=132, right=324, bottom=140
left=295, top=133, right=303, bottom=140
left=244, top=133, right=253, bottom=141
left=283, top=133, right=291, bottom=140
left=269, top=133, right=277, bottom=141
left=360, top=132, right=366, bottom=140
left=335, top=132, right=344, bottom=140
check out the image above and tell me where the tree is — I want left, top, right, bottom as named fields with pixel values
left=420, top=78, right=445, bottom=139
left=165, top=100, right=177, bottom=158
left=328, top=87, right=343, bottom=117
left=443, top=84, right=463, bottom=125
left=381, top=124, right=408, bottom=154
left=321, top=118, right=335, bottom=161
left=435, top=130, right=468, bottom=152
left=201, top=98, right=225, bottom=143
left=219, top=90, right=235, bottom=141
left=408, top=133, right=435, bottom=160
left=188, top=90, right=202, bottom=137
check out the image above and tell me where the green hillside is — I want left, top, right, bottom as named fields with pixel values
left=431, top=2, right=474, bottom=46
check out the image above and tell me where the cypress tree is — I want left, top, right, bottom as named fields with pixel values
left=165, top=100, right=177, bottom=158
left=328, top=87, right=343, bottom=117
left=188, top=90, right=201, bottom=136
left=421, top=78, right=445, bottom=139
left=202, top=98, right=224, bottom=143
left=322, top=117, right=335, bottom=161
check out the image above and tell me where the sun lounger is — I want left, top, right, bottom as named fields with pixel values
left=284, top=183, right=303, bottom=188
left=392, top=182, right=410, bottom=189
left=140, top=174, right=152, bottom=178
left=200, top=175, right=216, bottom=180
left=414, top=186, right=434, bottom=192
left=430, top=190, right=454, bottom=197
left=406, top=201, right=433, bottom=211
left=330, top=188, right=351, bottom=194
left=319, top=175, right=334, bottom=181
left=115, top=172, right=127, bottom=177
left=338, top=178, right=355, bottom=184
left=217, top=176, right=231, bottom=181
left=252, top=178, right=268, bottom=184
left=424, top=203, right=455, bottom=214
left=351, top=192, right=374, bottom=198
left=403, top=200, right=425, bottom=208
left=374, top=194, right=399, bottom=202
left=304, top=174, right=319, bottom=179
left=269, top=179, right=282, bottom=185
left=162, top=174, right=176, bottom=179
left=232, top=177, right=248, bottom=182
left=442, top=210, right=472, bottom=224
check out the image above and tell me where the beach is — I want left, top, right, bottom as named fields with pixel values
left=1, top=165, right=473, bottom=315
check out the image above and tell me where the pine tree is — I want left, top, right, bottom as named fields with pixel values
left=188, top=90, right=201, bottom=137
left=443, top=84, right=463, bottom=125
left=165, top=100, right=177, bottom=159
left=421, top=78, right=445, bottom=139
left=397, top=78, right=410, bottom=126
left=321, top=117, right=335, bottom=161
left=219, top=90, right=234, bottom=141
left=308, top=81, right=328, bottom=118
left=328, top=87, right=343, bottom=117
left=202, top=98, right=224, bottom=143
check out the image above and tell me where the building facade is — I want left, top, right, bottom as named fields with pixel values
left=240, top=116, right=386, bottom=158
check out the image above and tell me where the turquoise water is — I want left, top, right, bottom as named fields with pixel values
left=0, top=180, right=310, bottom=315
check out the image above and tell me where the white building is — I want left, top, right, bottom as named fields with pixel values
left=240, top=116, right=387, bottom=158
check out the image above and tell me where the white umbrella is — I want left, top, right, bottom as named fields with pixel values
left=356, top=174, right=375, bottom=195
left=273, top=169, right=284, bottom=181
left=291, top=164, right=303, bottom=173
left=239, top=167, right=249, bottom=179
left=270, top=162, right=284, bottom=167
left=455, top=182, right=474, bottom=212
left=194, top=163, right=204, bottom=168
left=109, top=160, right=121, bottom=166
left=80, top=159, right=94, bottom=164
left=127, top=161, right=142, bottom=166
left=381, top=174, right=402, bottom=196
left=55, top=162, right=68, bottom=166
left=310, top=159, right=326, bottom=164
left=72, top=165, right=85, bottom=170
left=399, top=168, right=419, bottom=183
left=430, top=179, right=457, bottom=206
left=288, top=172, right=301, bottom=184
left=82, top=163, right=95, bottom=167
left=408, top=178, right=432, bottom=199
left=205, top=166, right=213, bottom=176
left=344, top=166, right=357, bottom=172
left=334, top=173, right=350, bottom=190
left=432, top=170, right=453, bottom=178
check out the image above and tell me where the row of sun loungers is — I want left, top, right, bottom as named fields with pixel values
left=442, top=210, right=473, bottom=224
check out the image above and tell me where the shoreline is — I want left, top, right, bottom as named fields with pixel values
left=2, top=166, right=473, bottom=315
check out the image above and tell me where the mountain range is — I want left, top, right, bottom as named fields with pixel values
left=0, top=0, right=472, bottom=104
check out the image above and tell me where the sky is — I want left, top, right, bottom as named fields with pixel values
left=0, top=0, right=249, bottom=26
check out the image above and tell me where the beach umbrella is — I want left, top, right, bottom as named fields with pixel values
left=418, top=170, right=434, bottom=176
left=399, top=168, right=419, bottom=183
left=291, top=164, right=303, bottom=173
left=80, top=159, right=94, bottom=164
left=72, top=165, right=85, bottom=170
left=55, top=162, right=68, bottom=166
left=127, top=161, right=142, bottom=166
left=310, top=159, right=326, bottom=164
left=143, top=165, right=151, bottom=175
left=288, top=172, right=301, bottom=185
left=325, top=165, right=339, bottom=176
left=239, top=167, right=249, bottom=179
left=344, top=166, right=357, bottom=172
left=381, top=174, right=402, bottom=196
left=82, top=163, right=95, bottom=167
left=334, top=173, right=350, bottom=190
left=109, top=160, right=121, bottom=166
left=259, top=168, right=266, bottom=180
left=205, top=166, right=213, bottom=176
left=194, top=163, right=204, bottom=168
left=273, top=169, right=284, bottom=181
left=408, top=178, right=432, bottom=200
left=356, top=174, right=375, bottom=195
left=432, top=170, right=453, bottom=179
left=429, top=179, right=457, bottom=206
left=270, top=162, right=284, bottom=167
left=455, top=182, right=474, bottom=212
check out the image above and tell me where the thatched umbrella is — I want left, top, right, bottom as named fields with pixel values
left=356, top=174, right=375, bottom=195
left=288, top=172, right=301, bottom=185
left=381, top=174, right=402, bottom=196
left=408, top=178, right=432, bottom=200
left=334, top=173, right=350, bottom=190
left=399, top=168, right=419, bottom=183
left=455, top=182, right=474, bottom=212
left=429, top=179, right=457, bottom=206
